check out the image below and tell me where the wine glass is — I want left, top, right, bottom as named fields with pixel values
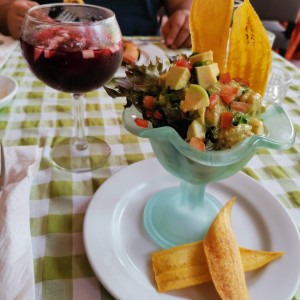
left=20, top=4, right=123, bottom=172
left=123, top=104, right=295, bottom=248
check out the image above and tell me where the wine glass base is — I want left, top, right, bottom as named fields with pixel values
left=143, top=187, right=222, bottom=248
left=51, top=136, right=111, bottom=172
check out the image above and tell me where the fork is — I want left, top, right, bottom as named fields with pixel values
left=56, top=10, right=78, bottom=22
left=123, top=36, right=165, bottom=44
left=0, top=143, right=6, bottom=190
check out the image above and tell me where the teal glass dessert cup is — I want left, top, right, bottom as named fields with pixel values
left=122, top=104, right=295, bottom=248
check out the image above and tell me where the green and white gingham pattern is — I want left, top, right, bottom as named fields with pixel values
left=0, top=44, right=299, bottom=300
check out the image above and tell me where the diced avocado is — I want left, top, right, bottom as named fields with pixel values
left=189, top=50, right=213, bottom=65
left=179, top=84, right=209, bottom=113
left=195, top=63, right=219, bottom=89
left=187, top=119, right=206, bottom=141
left=197, top=107, right=206, bottom=125
left=211, top=63, right=220, bottom=77
left=165, top=66, right=191, bottom=90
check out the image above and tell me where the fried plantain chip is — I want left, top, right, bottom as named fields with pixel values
left=122, top=41, right=140, bottom=65
left=152, top=241, right=209, bottom=292
left=203, top=197, right=248, bottom=299
left=226, top=0, right=272, bottom=95
left=190, top=0, right=234, bottom=73
left=152, top=240, right=283, bottom=293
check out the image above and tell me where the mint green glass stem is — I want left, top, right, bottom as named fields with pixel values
left=143, top=181, right=222, bottom=248
left=179, top=180, right=205, bottom=208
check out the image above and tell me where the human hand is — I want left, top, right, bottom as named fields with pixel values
left=161, top=9, right=191, bottom=49
left=7, top=0, right=38, bottom=39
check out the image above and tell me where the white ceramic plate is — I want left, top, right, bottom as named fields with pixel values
left=83, top=157, right=300, bottom=300
left=0, top=75, right=18, bottom=106
left=115, top=43, right=166, bottom=77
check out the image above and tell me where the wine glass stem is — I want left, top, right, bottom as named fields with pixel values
left=179, top=180, right=206, bottom=209
left=73, top=93, right=88, bottom=150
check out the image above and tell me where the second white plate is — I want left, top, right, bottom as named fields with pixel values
left=115, top=43, right=166, bottom=77
left=84, top=157, right=300, bottom=300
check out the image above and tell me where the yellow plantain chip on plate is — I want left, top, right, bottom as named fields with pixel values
left=190, top=0, right=234, bottom=73
left=151, top=240, right=283, bottom=293
left=226, top=0, right=272, bottom=95
left=203, top=197, right=249, bottom=300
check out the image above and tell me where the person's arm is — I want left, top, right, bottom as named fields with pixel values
left=0, top=0, right=38, bottom=39
left=0, top=0, right=12, bottom=35
left=161, top=0, right=192, bottom=49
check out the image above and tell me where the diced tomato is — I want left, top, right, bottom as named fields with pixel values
left=220, top=85, right=239, bottom=105
left=34, top=47, right=43, bottom=62
left=230, top=101, right=249, bottom=113
left=143, top=95, right=155, bottom=109
left=220, top=111, right=233, bottom=128
left=153, top=110, right=163, bottom=120
left=209, top=93, right=220, bottom=108
left=134, top=118, right=148, bottom=128
left=233, top=77, right=249, bottom=87
left=189, top=137, right=206, bottom=151
left=146, top=110, right=153, bottom=117
left=219, top=73, right=231, bottom=84
left=176, top=58, right=192, bottom=71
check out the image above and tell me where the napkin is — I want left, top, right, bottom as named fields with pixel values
left=0, top=145, right=42, bottom=300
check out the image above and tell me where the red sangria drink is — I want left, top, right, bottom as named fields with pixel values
left=20, top=26, right=123, bottom=93
left=20, top=4, right=123, bottom=172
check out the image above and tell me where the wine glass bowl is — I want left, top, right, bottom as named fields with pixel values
left=123, top=104, right=295, bottom=248
left=20, top=4, right=123, bottom=172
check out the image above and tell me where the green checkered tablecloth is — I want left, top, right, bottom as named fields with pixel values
left=0, top=43, right=299, bottom=300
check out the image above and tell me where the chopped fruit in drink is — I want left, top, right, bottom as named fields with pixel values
left=34, top=47, right=43, bottom=61
left=82, top=49, right=95, bottom=59
left=44, top=49, right=56, bottom=58
left=35, top=28, right=55, bottom=42
left=94, top=49, right=112, bottom=58
left=109, top=44, right=121, bottom=53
